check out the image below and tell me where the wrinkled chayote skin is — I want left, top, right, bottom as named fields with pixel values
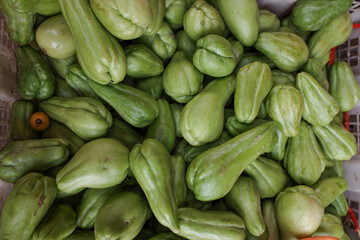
left=312, top=177, right=348, bottom=208
left=183, top=0, right=225, bottom=41
left=15, top=45, right=56, bottom=100
left=7, top=100, right=38, bottom=142
left=259, top=9, right=280, bottom=32
left=281, top=15, right=312, bottom=43
left=177, top=207, right=246, bottom=240
left=41, top=120, right=86, bottom=156
left=39, top=97, right=113, bottom=141
left=262, top=200, right=280, bottom=240
left=271, top=69, right=295, bottom=87
left=170, top=103, right=184, bottom=138
left=124, top=44, right=164, bottom=78
left=165, top=0, right=188, bottom=30
left=180, top=75, right=235, bottom=146
left=284, top=121, right=326, bottom=186
left=0, top=173, right=58, bottom=240
left=308, top=11, right=353, bottom=60
left=193, top=34, right=237, bottom=77
left=145, top=0, right=166, bottom=35
left=296, top=72, right=339, bottom=126
left=226, top=117, right=268, bottom=137
left=59, top=0, right=126, bottom=84
left=329, top=61, right=360, bottom=112
left=311, top=122, right=357, bottom=161
left=187, top=121, right=276, bottom=201
left=225, top=177, right=266, bottom=237
left=234, top=62, right=273, bottom=124
left=0, top=138, right=70, bottom=183
left=6, top=0, right=60, bottom=15
left=46, top=54, right=78, bottom=79
left=237, top=52, right=276, bottom=71
left=77, top=185, right=122, bottom=230
left=56, top=138, right=129, bottom=195
left=254, top=32, right=309, bottom=73
left=244, top=157, right=288, bottom=198
left=129, top=139, right=179, bottom=233
left=266, top=85, right=304, bottom=137
left=275, top=185, right=324, bottom=240
left=36, top=14, right=76, bottom=60
left=94, top=192, right=148, bottom=240
left=176, top=30, right=197, bottom=60
left=270, top=126, right=289, bottom=161
left=218, top=0, right=259, bottom=46
left=0, top=0, right=36, bottom=45
left=163, top=51, right=204, bottom=103
left=90, top=0, right=152, bottom=40
left=31, top=203, right=77, bottom=240
left=139, top=21, right=177, bottom=62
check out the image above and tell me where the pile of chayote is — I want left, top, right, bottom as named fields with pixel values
left=0, top=0, right=359, bottom=239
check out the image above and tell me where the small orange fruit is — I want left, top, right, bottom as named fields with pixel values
left=30, top=112, right=51, bottom=131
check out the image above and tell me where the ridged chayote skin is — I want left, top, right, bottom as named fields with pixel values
left=259, top=9, right=280, bottom=32
left=0, top=172, right=58, bottom=240
left=39, top=97, right=113, bottom=141
left=163, top=51, right=204, bottom=103
left=90, top=0, right=152, bottom=40
left=193, top=34, right=237, bottom=77
left=145, top=0, right=165, bottom=36
left=165, top=0, right=188, bottom=30
left=312, top=213, right=346, bottom=238
left=6, top=0, right=60, bottom=15
left=56, top=138, right=129, bottom=195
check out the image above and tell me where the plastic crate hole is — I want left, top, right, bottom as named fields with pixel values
left=342, top=41, right=349, bottom=48
left=351, top=48, right=359, bottom=57
left=350, top=58, right=359, bottom=67
left=350, top=124, right=357, bottom=133
left=350, top=38, right=359, bottom=47
left=350, top=114, right=357, bottom=122
left=351, top=200, right=359, bottom=210
left=340, top=50, right=348, bottom=59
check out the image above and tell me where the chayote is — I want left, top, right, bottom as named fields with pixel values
left=186, top=121, right=276, bottom=201
left=217, top=0, right=259, bottom=46
left=145, top=0, right=166, bottom=36
left=6, top=0, right=60, bottom=15
left=177, top=207, right=246, bottom=240
left=271, top=69, right=295, bottom=87
left=107, top=118, right=143, bottom=150
left=244, top=157, right=288, bottom=198
left=171, top=155, right=188, bottom=207
left=259, top=9, right=280, bottom=32
left=90, top=0, right=152, bottom=40
left=266, top=85, right=304, bottom=137
left=193, top=34, right=237, bottom=77
left=7, top=100, right=38, bottom=142
left=308, top=11, right=352, bottom=60
left=56, top=138, right=129, bottom=195
left=87, top=80, right=159, bottom=128
left=237, top=52, right=276, bottom=71
left=58, top=0, right=126, bottom=84
left=183, top=0, right=225, bottom=41
left=296, top=72, right=339, bottom=126
left=15, top=45, right=56, bottom=100
left=149, top=232, right=184, bottom=240
left=329, top=61, right=360, bottom=112
left=291, top=0, right=353, bottom=31
left=225, top=177, right=266, bottom=237
left=76, top=185, right=122, bottom=230
left=124, top=44, right=164, bottom=78
left=262, top=200, right=280, bottom=240
left=54, top=76, right=79, bottom=98
left=176, top=30, right=197, bottom=61
left=234, top=62, right=273, bottom=124
left=41, top=120, right=86, bottom=156
left=94, top=192, right=148, bottom=240
left=146, top=99, right=176, bottom=152
left=312, top=177, right=348, bottom=208
left=163, top=51, right=204, bottom=103
left=0, top=172, right=57, bottom=240
left=312, top=213, right=346, bottom=238
left=135, top=75, right=163, bottom=99
left=170, top=103, right=184, bottom=138
left=254, top=32, right=309, bottom=73
left=129, top=139, right=179, bottom=233
left=311, top=122, right=357, bottom=161
left=270, top=126, right=289, bottom=161
left=139, top=21, right=177, bottom=62
left=63, top=230, right=95, bottom=240
left=165, top=0, right=188, bottom=30
left=39, top=97, right=113, bottom=141
left=0, top=138, right=70, bottom=183
left=180, top=75, right=235, bottom=146
left=31, top=203, right=77, bottom=240
left=226, top=117, right=268, bottom=137
left=281, top=15, right=312, bottom=43
left=46, top=54, right=77, bottom=79
left=284, top=121, right=326, bottom=186
left=302, top=58, right=329, bottom=91
left=275, top=185, right=324, bottom=240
